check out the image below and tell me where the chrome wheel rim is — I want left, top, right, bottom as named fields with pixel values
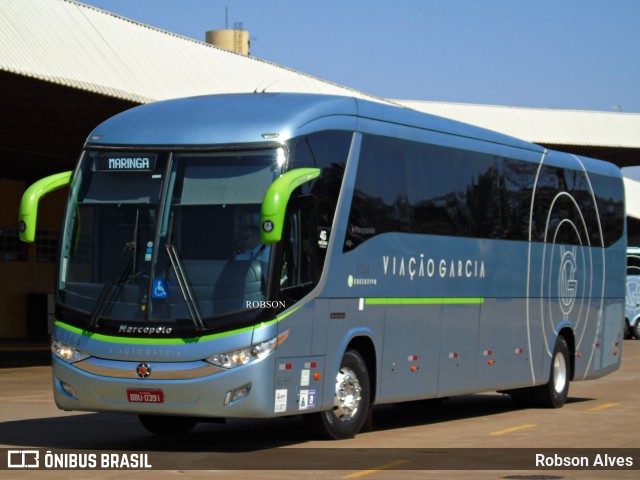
left=553, top=351, right=567, bottom=395
left=331, top=367, right=362, bottom=421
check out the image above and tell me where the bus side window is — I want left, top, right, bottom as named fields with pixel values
left=279, top=195, right=318, bottom=302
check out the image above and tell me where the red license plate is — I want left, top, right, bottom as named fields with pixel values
left=127, top=389, right=164, bottom=403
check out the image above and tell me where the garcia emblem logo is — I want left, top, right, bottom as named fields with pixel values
left=558, top=246, right=578, bottom=318
left=136, top=363, right=152, bottom=379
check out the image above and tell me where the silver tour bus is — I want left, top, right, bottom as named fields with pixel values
left=19, top=93, right=626, bottom=439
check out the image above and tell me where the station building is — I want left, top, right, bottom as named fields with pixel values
left=1, top=0, right=639, bottom=338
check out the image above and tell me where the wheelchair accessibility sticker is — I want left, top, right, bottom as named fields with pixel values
left=152, top=279, right=169, bottom=298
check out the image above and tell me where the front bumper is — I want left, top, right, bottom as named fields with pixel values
left=52, top=353, right=277, bottom=418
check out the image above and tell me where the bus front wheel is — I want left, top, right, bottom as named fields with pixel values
left=304, top=349, right=371, bottom=439
left=532, top=336, right=570, bottom=408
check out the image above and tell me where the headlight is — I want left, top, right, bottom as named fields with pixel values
left=51, top=339, right=90, bottom=364
left=206, top=330, right=288, bottom=369
left=207, top=346, right=253, bottom=369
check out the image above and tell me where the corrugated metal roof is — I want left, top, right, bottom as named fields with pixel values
left=1, top=0, right=638, bottom=151
left=623, top=176, right=640, bottom=219
left=394, top=100, right=640, bottom=149
left=0, top=0, right=384, bottom=104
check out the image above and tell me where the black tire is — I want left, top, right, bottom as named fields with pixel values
left=624, top=319, right=631, bottom=339
left=304, top=349, right=371, bottom=439
left=532, top=336, right=571, bottom=408
left=632, top=322, right=640, bottom=340
left=138, top=415, right=197, bottom=436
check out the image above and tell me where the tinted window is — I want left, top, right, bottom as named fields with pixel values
left=289, top=130, right=352, bottom=229
left=288, top=130, right=352, bottom=275
left=346, top=135, right=523, bottom=249
left=345, top=134, right=624, bottom=251
left=589, top=173, right=625, bottom=246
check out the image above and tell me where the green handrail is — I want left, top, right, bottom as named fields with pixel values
left=260, top=168, right=320, bottom=244
left=18, top=171, right=72, bottom=242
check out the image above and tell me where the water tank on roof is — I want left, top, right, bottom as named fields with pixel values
left=205, top=28, right=250, bottom=55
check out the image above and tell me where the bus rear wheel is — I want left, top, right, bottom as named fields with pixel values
left=138, top=414, right=197, bottom=436
left=532, top=335, right=570, bottom=408
left=623, top=319, right=631, bottom=339
left=632, top=321, right=640, bottom=340
left=304, top=349, right=371, bottom=439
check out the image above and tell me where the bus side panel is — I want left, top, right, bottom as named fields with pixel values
left=581, top=241, right=625, bottom=380
left=437, top=303, right=480, bottom=397
left=476, top=298, right=534, bottom=390
left=276, top=302, right=314, bottom=358
left=273, top=353, right=326, bottom=415
left=377, top=303, right=441, bottom=403
left=599, top=241, right=626, bottom=375
left=525, top=239, right=624, bottom=384
left=572, top=299, right=602, bottom=380
left=311, top=299, right=329, bottom=356
left=525, top=240, right=590, bottom=386
left=600, top=299, right=624, bottom=372
left=273, top=303, right=321, bottom=415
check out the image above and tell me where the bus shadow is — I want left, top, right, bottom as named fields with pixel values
left=369, top=393, right=593, bottom=433
left=0, top=394, right=594, bottom=452
left=0, top=413, right=309, bottom=451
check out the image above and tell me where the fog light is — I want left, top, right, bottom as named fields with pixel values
left=60, top=380, right=78, bottom=399
left=224, top=383, right=251, bottom=406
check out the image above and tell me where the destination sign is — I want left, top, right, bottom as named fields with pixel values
left=94, top=154, right=157, bottom=171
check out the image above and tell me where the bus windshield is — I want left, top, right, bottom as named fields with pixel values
left=58, top=148, right=284, bottom=329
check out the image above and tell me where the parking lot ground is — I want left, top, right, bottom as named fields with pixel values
left=1, top=340, right=639, bottom=479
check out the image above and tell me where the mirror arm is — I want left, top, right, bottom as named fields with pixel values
left=19, top=171, right=72, bottom=242
left=260, top=168, right=320, bottom=244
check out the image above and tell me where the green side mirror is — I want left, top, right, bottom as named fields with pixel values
left=260, top=168, right=320, bottom=244
left=19, top=171, right=72, bottom=243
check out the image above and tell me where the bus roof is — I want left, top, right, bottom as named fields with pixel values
left=85, top=93, right=542, bottom=152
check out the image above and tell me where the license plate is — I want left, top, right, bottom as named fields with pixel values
left=127, top=389, right=164, bottom=403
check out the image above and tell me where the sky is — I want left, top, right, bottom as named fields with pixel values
left=79, top=0, right=640, bottom=113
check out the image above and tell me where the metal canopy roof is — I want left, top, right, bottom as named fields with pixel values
left=394, top=100, right=640, bottom=149
left=0, top=0, right=386, bottom=180
left=0, top=0, right=381, bottom=103
left=0, top=0, right=639, bottom=182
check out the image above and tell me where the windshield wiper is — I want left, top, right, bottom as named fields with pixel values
left=164, top=211, right=206, bottom=331
left=88, top=241, right=134, bottom=329
left=89, top=207, right=142, bottom=329
left=165, top=244, right=206, bottom=331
